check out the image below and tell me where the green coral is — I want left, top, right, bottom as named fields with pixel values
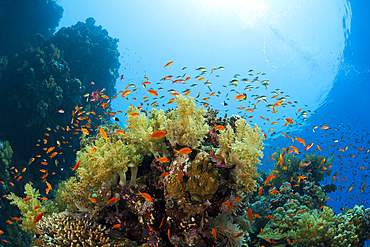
left=6, top=183, right=56, bottom=234
left=218, top=118, right=264, bottom=193
left=0, top=140, right=12, bottom=182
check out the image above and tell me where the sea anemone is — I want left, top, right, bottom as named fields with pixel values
left=208, top=214, right=246, bottom=247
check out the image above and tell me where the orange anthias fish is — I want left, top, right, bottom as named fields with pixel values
left=71, top=160, right=80, bottom=171
left=232, top=232, right=244, bottom=238
left=233, top=94, right=246, bottom=101
left=147, top=89, right=158, bottom=96
left=247, top=208, right=253, bottom=225
left=258, top=187, right=263, bottom=197
left=106, top=197, right=120, bottom=205
left=159, top=172, right=170, bottom=178
left=264, top=174, right=276, bottom=186
left=34, top=213, right=43, bottom=224
left=156, top=157, right=170, bottom=163
left=305, top=142, right=314, bottom=151
left=175, top=147, right=192, bottom=155
left=112, top=224, right=121, bottom=229
left=164, top=61, right=174, bottom=68
left=88, top=197, right=97, bottom=203
left=137, top=191, right=153, bottom=203
left=23, top=197, right=31, bottom=201
left=214, top=125, right=226, bottom=131
left=99, top=128, right=108, bottom=142
left=212, top=228, right=217, bottom=240
left=148, top=130, right=167, bottom=140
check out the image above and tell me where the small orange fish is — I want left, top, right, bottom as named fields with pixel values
left=34, top=205, right=39, bottom=210
left=259, top=186, right=263, bottom=197
left=321, top=126, right=329, bottom=130
left=99, top=128, right=108, bottom=142
left=147, top=223, right=154, bottom=232
left=148, top=130, right=167, bottom=140
left=156, top=157, right=169, bottom=163
left=285, top=118, right=293, bottom=125
left=147, top=89, right=158, bottom=96
left=71, top=160, right=80, bottom=171
left=137, top=191, right=153, bottom=203
left=159, top=217, right=165, bottom=228
left=40, top=197, right=48, bottom=201
left=11, top=217, right=20, bottom=222
left=168, top=229, right=171, bottom=240
left=232, top=232, right=243, bottom=238
left=106, top=197, right=120, bottom=205
left=130, top=112, right=139, bottom=117
left=264, top=174, right=276, bottom=186
left=214, top=125, right=226, bottom=131
left=164, top=61, right=174, bottom=68
left=175, top=147, right=192, bottom=155
left=225, top=202, right=233, bottom=212
left=212, top=228, right=217, bottom=240
left=178, top=171, right=182, bottom=183
left=305, top=142, right=314, bottom=151
left=6, top=221, right=13, bottom=224
left=23, top=197, right=31, bottom=202
left=88, top=197, right=97, bottom=203
left=265, top=215, right=274, bottom=219
left=247, top=208, right=253, bottom=225
left=112, top=224, right=121, bottom=229
left=233, top=94, right=246, bottom=101
left=117, top=130, right=125, bottom=135
left=159, top=172, right=170, bottom=178
left=34, top=213, right=43, bottom=224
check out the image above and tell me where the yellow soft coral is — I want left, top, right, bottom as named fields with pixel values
left=7, top=183, right=55, bottom=234
left=218, top=118, right=264, bottom=193
left=162, top=95, right=209, bottom=148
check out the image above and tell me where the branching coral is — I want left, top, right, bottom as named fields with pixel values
left=6, top=183, right=56, bottom=234
left=37, top=212, right=116, bottom=246
left=218, top=118, right=264, bottom=193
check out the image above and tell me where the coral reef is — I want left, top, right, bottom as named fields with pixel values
left=3, top=93, right=370, bottom=247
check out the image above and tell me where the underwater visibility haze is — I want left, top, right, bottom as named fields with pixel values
left=0, top=0, right=369, bottom=246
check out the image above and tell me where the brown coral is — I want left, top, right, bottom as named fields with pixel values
left=185, top=151, right=219, bottom=200
left=37, top=212, right=120, bottom=246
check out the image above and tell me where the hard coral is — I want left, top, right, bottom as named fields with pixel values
left=37, top=212, right=120, bottom=246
